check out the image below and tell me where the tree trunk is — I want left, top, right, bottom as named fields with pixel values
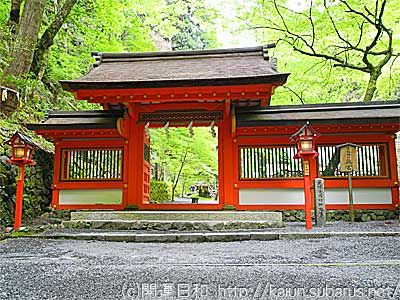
left=171, top=147, right=189, bottom=201
left=362, top=70, right=380, bottom=102
left=30, top=0, right=78, bottom=77
left=7, top=0, right=22, bottom=34
left=0, top=0, right=46, bottom=115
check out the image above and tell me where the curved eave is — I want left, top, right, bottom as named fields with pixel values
left=59, top=73, right=290, bottom=92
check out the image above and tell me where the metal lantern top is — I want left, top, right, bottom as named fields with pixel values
left=290, top=121, right=320, bottom=159
left=4, top=132, right=38, bottom=165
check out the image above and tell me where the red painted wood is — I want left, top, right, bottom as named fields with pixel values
left=126, top=105, right=139, bottom=207
left=36, top=129, right=120, bottom=139
left=138, top=203, right=224, bottom=210
left=388, top=136, right=400, bottom=207
left=236, top=124, right=399, bottom=136
left=143, top=135, right=150, bottom=204
left=236, top=204, right=306, bottom=210
left=138, top=102, right=225, bottom=113
left=56, top=204, right=125, bottom=210
left=323, top=179, right=393, bottom=188
left=237, top=180, right=304, bottom=189
left=52, top=182, right=124, bottom=189
left=74, top=84, right=274, bottom=102
left=220, top=100, right=235, bottom=208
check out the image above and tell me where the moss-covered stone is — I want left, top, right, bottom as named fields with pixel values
left=279, top=209, right=399, bottom=222
left=0, top=145, right=53, bottom=227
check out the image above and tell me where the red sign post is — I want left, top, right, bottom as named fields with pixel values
left=4, top=132, right=37, bottom=230
left=290, top=122, right=320, bottom=230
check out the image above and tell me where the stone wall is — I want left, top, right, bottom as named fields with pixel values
left=280, top=210, right=399, bottom=222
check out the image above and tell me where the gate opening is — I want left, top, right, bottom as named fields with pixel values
left=148, top=126, right=219, bottom=204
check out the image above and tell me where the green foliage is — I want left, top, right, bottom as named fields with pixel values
left=150, top=127, right=218, bottom=199
left=0, top=0, right=219, bottom=222
left=150, top=179, right=171, bottom=203
left=233, top=0, right=400, bottom=104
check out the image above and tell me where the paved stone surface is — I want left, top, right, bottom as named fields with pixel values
left=70, top=211, right=283, bottom=222
left=34, top=220, right=400, bottom=241
left=0, top=236, right=399, bottom=299
left=62, top=219, right=285, bottom=231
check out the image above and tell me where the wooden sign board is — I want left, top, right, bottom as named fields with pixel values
left=339, top=145, right=359, bottom=173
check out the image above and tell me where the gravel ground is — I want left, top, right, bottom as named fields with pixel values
left=0, top=236, right=399, bottom=300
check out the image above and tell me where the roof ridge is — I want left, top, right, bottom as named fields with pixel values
left=237, top=100, right=400, bottom=114
left=92, top=45, right=274, bottom=58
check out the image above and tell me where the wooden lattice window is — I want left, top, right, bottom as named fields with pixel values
left=61, top=148, right=123, bottom=181
left=239, top=146, right=303, bottom=179
left=318, top=143, right=388, bottom=178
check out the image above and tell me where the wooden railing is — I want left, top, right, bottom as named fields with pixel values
left=318, top=143, right=388, bottom=177
left=60, top=148, right=123, bottom=181
left=239, top=146, right=303, bottom=179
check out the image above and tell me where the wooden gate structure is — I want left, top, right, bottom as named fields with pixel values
left=28, top=46, right=400, bottom=212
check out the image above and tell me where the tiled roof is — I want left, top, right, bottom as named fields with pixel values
left=237, top=101, right=400, bottom=127
left=26, top=110, right=124, bottom=130
left=60, top=45, right=289, bottom=91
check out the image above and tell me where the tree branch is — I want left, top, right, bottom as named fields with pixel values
left=30, top=0, right=78, bottom=77
left=7, top=0, right=22, bottom=34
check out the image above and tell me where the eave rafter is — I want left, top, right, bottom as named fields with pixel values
left=72, top=84, right=277, bottom=106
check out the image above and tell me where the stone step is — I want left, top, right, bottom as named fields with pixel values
left=70, top=211, right=282, bottom=222
left=62, top=220, right=285, bottom=231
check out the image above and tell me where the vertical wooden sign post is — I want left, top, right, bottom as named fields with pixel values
left=337, top=143, right=360, bottom=223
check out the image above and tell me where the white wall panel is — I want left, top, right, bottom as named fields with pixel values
left=59, top=189, right=123, bottom=205
left=325, top=188, right=392, bottom=205
left=239, top=188, right=304, bottom=205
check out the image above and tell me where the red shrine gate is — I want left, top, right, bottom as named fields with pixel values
left=28, top=46, right=400, bottom=212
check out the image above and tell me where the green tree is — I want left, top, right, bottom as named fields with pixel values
left=150, top=127, right=218, bottom=201
left=235, top=0, right=400, bottom=103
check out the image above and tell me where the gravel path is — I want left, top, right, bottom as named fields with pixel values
left=0, top=235, right=399, bottom=299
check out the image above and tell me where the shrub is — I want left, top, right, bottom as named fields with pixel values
left=150, top=179, right=171, bottom=203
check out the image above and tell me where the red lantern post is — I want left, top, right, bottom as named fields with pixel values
left=4, top=132, right=37, bottom=230
left=290, top=122, right=320, bottom=230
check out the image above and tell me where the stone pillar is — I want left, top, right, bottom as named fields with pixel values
left=314, top=178, right=326, bottom=227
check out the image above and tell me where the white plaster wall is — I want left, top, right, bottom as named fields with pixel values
left=239, top=188, right=304, bottom=205
left=325, top=188, right=392, bottom=205
left=59, top=189, right=123, bottom=205
left=239, top=187, right=392, bottom=205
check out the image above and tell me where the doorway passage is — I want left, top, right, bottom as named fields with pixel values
left=148, top=126, right=219, bottom=205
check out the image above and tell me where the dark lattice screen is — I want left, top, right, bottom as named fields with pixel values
left=318, top=144, right=387, bottom=177
left=61, top=148, right=123, bottom=181
left=240, top=146, right=303, bottom=179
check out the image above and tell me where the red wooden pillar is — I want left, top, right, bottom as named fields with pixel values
left=13, top=164, right=25, bottom=230
left=388, top=136, right=399, bottom=208
left=309, top=155, right=318, bottom=211
left=303, top=158, right=312, bottom=230
left=51, top=140, right=61, bottom=209
left=219, top=100, right=235, bottom=209
left=126, top=104, right=144, bottom=208
left=136, top=122, right=145, bottom=205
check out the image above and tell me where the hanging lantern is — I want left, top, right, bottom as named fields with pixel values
left=289, top=121, right=320, bottom=159
left=5, top=132, right=38, bottom=165
left=188, top=120, right=194, bottom=138
left=145, top=122, right=150, bottom=139
left=210, top=120, right=216, bottom=138
left=164, top=121, right=170, bottom=138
